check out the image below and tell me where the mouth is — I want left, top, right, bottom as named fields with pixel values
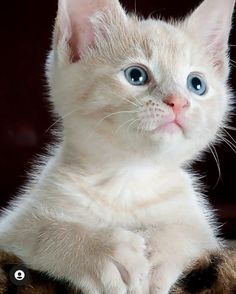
left=148, top=119, right=184, bottom=135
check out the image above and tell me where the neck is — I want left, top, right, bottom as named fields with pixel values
left=60, top=115, right=188, bottom=175
left=62, top=127, right=182, bottom=175
left=54, top=122, right=189, bottom=210
left=59, top=141, right=187, bottom=211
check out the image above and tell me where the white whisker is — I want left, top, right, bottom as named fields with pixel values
left=112, top=93, right=139, bottom=107
left=83, top=110, right=138, bottom=143
left=127, top=118, right=140, bottom=134
left=133, top=95, right=143, bottom=106
left=44, top=107, right=81, bottom=134
left=223, top=128, right=236, bottom=145
left=138, top=121, right=146, bottom=137
left=230, top=61, right=236, bottom=69
left=95, top=110, right=138, bottom=127
left=122, top=118, right=141, bottom=150
left=208, top=144, right=221, bottom=186
left=217, top=134, right=236, bottom=154
left=224, top=126, right=236, bottom=131
left=114, top=118, right=135, bottom=134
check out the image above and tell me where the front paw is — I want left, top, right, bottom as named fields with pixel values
left=149, top=265, right=177, bottom=294
left=76, top=229, right=150, bottom=294
left=111, top=228, right=150, bottom=294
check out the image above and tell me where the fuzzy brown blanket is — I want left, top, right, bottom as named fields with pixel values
left=0, top=249, right=235, bottom=294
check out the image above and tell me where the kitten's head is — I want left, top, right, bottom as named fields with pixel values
left=47, top=0, right=235, bottom=165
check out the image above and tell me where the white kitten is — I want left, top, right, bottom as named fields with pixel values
left=0, top=0, right=235, bottom=293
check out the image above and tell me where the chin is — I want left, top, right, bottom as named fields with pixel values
left=144, top=128, right=196, bottom=161
left=153, top=122, right=184, bottom=135
left=144, top=125, right=185, bottom=144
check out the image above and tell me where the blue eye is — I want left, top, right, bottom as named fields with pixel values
left=187, top=73, right=207, bottom=96
left=124, top=66, right=148, bottom=86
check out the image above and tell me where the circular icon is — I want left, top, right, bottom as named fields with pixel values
left=9, top=265, right=30, bottom=286
left=14, top=270, right=25, bottom=280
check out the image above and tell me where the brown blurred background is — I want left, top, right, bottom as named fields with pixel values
left=0, top=0, right=236, bottom=238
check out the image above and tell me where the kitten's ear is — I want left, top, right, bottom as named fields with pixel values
left=54, top=0, right=127, bottom=64
left=186, top=0, right=235, bottom=73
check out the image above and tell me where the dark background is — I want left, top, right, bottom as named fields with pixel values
left=0, top=0, right=236, bottom=238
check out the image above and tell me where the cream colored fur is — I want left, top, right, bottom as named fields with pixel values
left=0, top=0, right=235, bottom=293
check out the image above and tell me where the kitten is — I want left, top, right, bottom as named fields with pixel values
left=0, top=0, right=234, bottom=293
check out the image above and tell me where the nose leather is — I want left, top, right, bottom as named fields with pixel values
left=163, top=95, right=189, bottom=115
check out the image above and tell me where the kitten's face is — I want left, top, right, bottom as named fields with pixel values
left=48, top=0, right=234, bottom=164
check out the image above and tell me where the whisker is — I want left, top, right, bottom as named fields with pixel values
left=141, top=125, right=146, bottom=137
left=122, top=118, right=141, bottom=150
left=133, top=95, right=143, bottom=107
left=83, top=110, right=138, bottom=143
left=208, top=144, right=221, bottom=187
left=222, top=128, right=236, bottom=145
left=112, top=93, right=139, bottom=107
left=230, top=61, right=236, bottom=69
left=224, top=126, right=236, bottom=132
left=45, top=118, right=62, bottom=134
left=223, top=136, right=236, bottom=150
left=217, top=134, right=236, bottom=153
left=44, top=107, right=81, bottom=134
left=127, top=118, right=140, bottom=134
left=138, top=121, right=146, bottom=137
left=95, top=110, right=138, bottom=126
left=114, top=118, right=135, bottom=134
left=224, top=139, right=236, bottom=153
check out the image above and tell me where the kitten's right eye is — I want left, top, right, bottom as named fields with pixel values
left=124, top=66, right=148, bottom=86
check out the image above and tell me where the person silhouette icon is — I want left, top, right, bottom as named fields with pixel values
left=14, top=270, right=25, bottom=281
left=9, top=265, right=30, bottom=286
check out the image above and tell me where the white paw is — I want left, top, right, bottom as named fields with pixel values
left=149, top=265, right=179, bottom=294
left=111, top=229, right=150, bottom=294
left=77, top=262, right=128, bottom=294
left=74, top=228, right=150, bottom=294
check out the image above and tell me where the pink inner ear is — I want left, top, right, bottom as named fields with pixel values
left=65, top=0, right=109, bottom=63
left=57, top=0, right=126, bottom=63
left=69, top=21, right=95, bottom=62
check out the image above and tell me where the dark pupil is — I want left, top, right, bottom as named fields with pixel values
left=130, top=69, right=143, bottom=83
left=192, top=77, right=202, bottom=91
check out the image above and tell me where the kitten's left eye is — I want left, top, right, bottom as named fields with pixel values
left=124, top=66, right=148, bottom=86
left=187, top=73, right=207, bottom=96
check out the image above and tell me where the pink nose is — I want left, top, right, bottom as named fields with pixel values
left=164, top=95, right=189, bottom=115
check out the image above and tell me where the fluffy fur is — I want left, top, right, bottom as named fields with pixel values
left=0, top=249, right=234, bottom=293
left=172, top=249, right=236, bottom=293
left=0, top=0, right=235, bottom=293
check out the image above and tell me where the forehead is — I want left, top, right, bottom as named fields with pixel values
left=95, top=16, right=208, bottom=77
left=139, top=19, right=192, bottom=64
left=133, top=19, right=210, bottom=77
